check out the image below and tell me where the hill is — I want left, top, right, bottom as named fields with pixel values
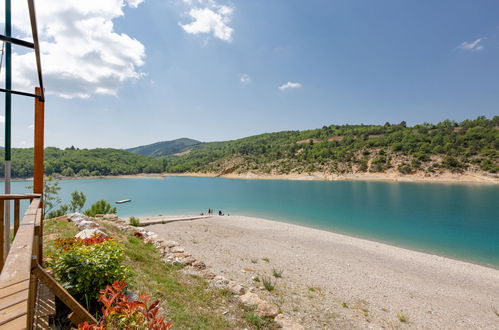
left=163, top=117, right=499, bottom=178
left=0, top=147, right=166, bottom=178
left=126, top=138, right=202, bottom=157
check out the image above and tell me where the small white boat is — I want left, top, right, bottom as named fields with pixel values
left=116, top=199, right=132, bottom=204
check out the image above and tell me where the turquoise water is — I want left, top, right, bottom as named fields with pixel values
left=7, top=177, right=499, bottom=268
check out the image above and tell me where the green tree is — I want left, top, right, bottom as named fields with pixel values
left=69, top=191, right=86, bottom=213
left=26, top=176, right=61, bottom=218
left=84, top=200, right=117, bottom=217
left=61, top=167, right=75, bottom=177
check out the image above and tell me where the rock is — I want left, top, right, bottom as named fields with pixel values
left=103, top=214, right=118, bottom=220
left=212, top=276, right=230, bottom=289
left=170, top=246, right=185, bottom=253
left=192, top=261, right=207, bottom=270
left=179, top=257, right=196, bottom=266
left=202, top=271, right=216, bottom=280
left=239, top=292, right=279, bottom=318
left=94, top=214, right=105, bottom=218
left=229, top=283, right=246, bottom=295
left=67, top=213, right=89, bottom=224
left=76, top=220, right=99, bottom=230
left=75, top=228, right=107, bottom=239
left=173, top=252, right=192, bottom=259
left=274, top=314, right=304, bottom=330
left=165, top=240, right=178, bottom=248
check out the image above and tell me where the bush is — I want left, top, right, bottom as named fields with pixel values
left=51, top=236, right=131, bottom=309
left=129, top=216, right=140, bottom=227
left=84, top=200, right=117, bottom=217
left=78, top=281, right=173, bottom=330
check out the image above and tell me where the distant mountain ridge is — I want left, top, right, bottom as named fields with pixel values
left=126, top=138, right=202, bottom=157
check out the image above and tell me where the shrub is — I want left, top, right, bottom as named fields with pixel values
left=129, top=216, right=140, bottom=227
left=84, top=200, right=117, bottom=217
left=51, top=237, right=131, bottom=309
left=78, top=281, right=173, bottom=330
left=272, top=268, right=283, bottom=278
left=261, top=276, right=275, bottom=291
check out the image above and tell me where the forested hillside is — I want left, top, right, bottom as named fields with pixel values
left=0, top=147, right=165, bottom=178
left=1, top=117, right=497, bottom=179
left=164, top=117, right=499, bottom=176
left=126, top=138, right=201, bottom=157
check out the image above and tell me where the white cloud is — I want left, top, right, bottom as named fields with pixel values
left=239, top=73, right=251, bottom=84
left=28, top=124, right=35, bottom=130
left=0, top=116, right=4, bottom=124
left=180, top=1, right=234, bottom=42
left=456, top=38, right=484, bottom=52
left=0, top=0, right=146, bottom=99
left=278, top=82, right=302, bottom=91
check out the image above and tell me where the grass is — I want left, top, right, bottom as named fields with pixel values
left=251, top=258, right=258, bottom=264
left=262, top=257, right=270, bottom=263
left=261, top=275, right=275, bottom=292
left=44, top=217, right=278, bottom=329
left=129, top=216, right=140, bottom=227
left=397, top=312, right=408, bottom=323
left=493, top=306, right=499, bottom=317
left=43, top=218, right=80, bottom=265
left=271, top=268, right=283, bottom=278
left=342, top=302, right=348, bottom=308
left=244, top=312, right=276, bottom=329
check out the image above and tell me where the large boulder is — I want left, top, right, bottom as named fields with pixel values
left=76, top=220, right=99, bottom=230
left=239, top=292, right=279, bottom=318
left=75, top=228, right=108, bottom=239
left=67, top=213, right=89, bottom=224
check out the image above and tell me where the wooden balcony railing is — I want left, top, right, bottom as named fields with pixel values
left=0, top=195, right=96, bottom=329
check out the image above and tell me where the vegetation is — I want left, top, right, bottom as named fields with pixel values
left=261, top=275, right=275, bottom=292
left=78, top=281, right=173, bottom=330
left=3, top=117, right=496, bottom=179
left=1, top=147, right=166, bottom=178
left=50, top=236, right=131, bottom=311
left=84, top=200, right=117, bottom=217
left=126, top=138, right=202, bottom=157
left=129, top=216, right=140, bottom=227
left=163, top=117, right=499, bottom=176
left=272, top=268, right=283, bottom=278
left=397, top=311, right=408, bottom=323
left=69, top=191, right=87, bottom=213
left=43, top=216, right=278, bottom=329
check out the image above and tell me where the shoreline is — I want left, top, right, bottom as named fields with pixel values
left=144, top=214, right=499, bottom=329
left=5, top=171, right=497, bottom=184
left=6, top=173, right=167, bottom=182
left=136, top=214, right=498, bottom=271
left=166, top=171, right=499, bottom=184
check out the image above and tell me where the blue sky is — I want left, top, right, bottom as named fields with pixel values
left=1, top=0, right=498, bottom=148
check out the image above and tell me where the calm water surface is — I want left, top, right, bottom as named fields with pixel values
left=7, top=177, right=499, bottom=268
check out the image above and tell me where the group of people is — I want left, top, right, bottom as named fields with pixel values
left=207, top=208, right=227, bottom=216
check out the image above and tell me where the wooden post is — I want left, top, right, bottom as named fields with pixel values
left=0, top=201, right=3, bottom=270
left=13, top=200, right=19, bottom=236
left=33, top=88, right=44, bottom=196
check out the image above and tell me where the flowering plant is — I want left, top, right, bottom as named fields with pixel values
left=78, top=281, right=173, bottom=330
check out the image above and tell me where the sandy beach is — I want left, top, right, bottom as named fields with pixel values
left=144, top=215, right=499, bottom=329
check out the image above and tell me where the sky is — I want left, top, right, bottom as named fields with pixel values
left=0, top=0, right=498, bottom=149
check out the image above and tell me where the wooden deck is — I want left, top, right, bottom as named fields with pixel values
left=0, top=196, right=96, bottom=329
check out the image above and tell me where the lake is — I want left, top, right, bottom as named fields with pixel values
left=6, top=177, right=499, bottom=268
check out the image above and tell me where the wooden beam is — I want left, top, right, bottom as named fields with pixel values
left=0, top=202, right=3, bottom=270
left=0, top=195, right=40, bottom=201
left=13, top=200, right=19, bottom=237
left=33, top=87, right=44, bottom=195
left=32, top=265, right=97, bottom=326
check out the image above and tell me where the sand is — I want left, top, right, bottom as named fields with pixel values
left=145, top=215, right=499, bottom=329
left=166, top=170, right=499, bottom=184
